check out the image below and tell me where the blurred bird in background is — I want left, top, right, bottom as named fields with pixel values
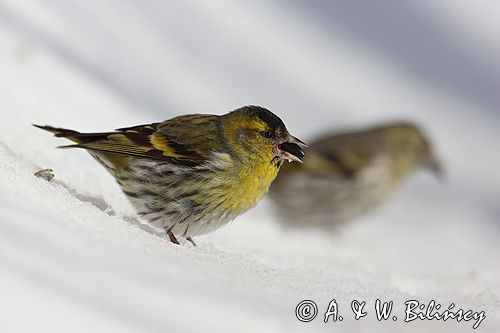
left=269, top=122, right=440, bottom=228
left=35, top=105, right=305, bottom=245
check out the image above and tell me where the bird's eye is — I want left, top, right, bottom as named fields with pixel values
left=262, top=130, right=274, bottom=139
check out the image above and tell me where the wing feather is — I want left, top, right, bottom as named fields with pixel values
left=57, top=114, right=221, bottom=167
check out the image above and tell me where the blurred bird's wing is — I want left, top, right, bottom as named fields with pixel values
left=36, top=114, right=221, bottom=167
left=308, top=136, right=381, bottom=178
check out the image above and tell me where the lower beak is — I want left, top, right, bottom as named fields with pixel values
left=277, top=135, right=306, bottom=163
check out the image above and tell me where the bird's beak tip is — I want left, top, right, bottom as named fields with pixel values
left=426, top=156, right=444, bottom=181
left=290, top=135, right=308, bottom=148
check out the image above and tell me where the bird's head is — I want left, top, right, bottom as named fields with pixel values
left=221, top=106, right=306, bottom=166
left=386, top=122, right=441, bottom=177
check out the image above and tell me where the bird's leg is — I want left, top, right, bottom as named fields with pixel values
left=165, top=227, right=180, bottom=245
left=186, top=236, right=197, bottom=247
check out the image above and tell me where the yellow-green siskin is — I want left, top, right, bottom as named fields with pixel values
left=269, top=122, right=440, bottom=228
left=35, top=105, right=305, bottom=245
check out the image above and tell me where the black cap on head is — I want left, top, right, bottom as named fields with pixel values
left=240, top=105, right=288, bottom=134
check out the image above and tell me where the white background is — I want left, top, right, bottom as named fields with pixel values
left=0, top=1, right=499, bottom=332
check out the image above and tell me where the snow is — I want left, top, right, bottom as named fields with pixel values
left=0, top=2, right=499, bottom=332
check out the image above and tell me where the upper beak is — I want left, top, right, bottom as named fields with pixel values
left=278, top=135, right=306, bottom=163
left=289, top=135, right=308, bottom=147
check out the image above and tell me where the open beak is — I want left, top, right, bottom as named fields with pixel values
left=277, top=135, right=306, bottom=163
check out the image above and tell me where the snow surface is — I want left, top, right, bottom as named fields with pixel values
left=0, top=2, right=499, bottom=332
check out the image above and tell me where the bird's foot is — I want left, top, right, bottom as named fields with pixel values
left=186, top=236, right=197, bottom=247
left=165, top=228, right=180, bottom=245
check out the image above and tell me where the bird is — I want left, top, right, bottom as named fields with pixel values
left=35, top=105, right=305, bottom=245
left=269, top=122, right=440, bottom=228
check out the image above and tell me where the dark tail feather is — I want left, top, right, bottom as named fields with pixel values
left=33, top=124, right=110, bottom=144
left=33, top=124, right=80, bottom=136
